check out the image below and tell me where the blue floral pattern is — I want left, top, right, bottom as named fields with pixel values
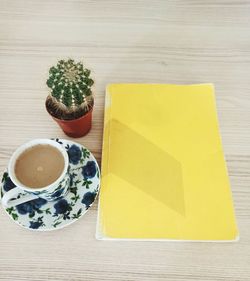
left=82, top=161, right=97, bottom=179
left=33, top=198, right=48, bottom=209
left=16, top=202, right=33, bottom=215
left=51, top=187, right=65, bottom=199
left=3, top=175, right=15, bottom=192
left=67, top=144, right=82, bottom=165
left=16, top=198, right=47, bottom=215
left=29, top=217, right=44, bottom=229
left=1, top=139, right=100, bottom=231
left=54, top=199, right=71, bottom=215
left=82, top=192, right=96, bottom=209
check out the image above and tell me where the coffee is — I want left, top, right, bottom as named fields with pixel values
left=14, top=144, right=65, bottom=188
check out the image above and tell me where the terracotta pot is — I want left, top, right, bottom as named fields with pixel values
left=48, top=108, right=93, bottom=138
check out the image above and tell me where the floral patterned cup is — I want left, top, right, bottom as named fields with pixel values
left=2, top=139, right=69, bottom=208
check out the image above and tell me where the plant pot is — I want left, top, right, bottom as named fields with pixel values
left=48, top=108, right=93, bottom=138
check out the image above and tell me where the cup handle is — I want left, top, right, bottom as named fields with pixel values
left=1, top=187, right=38, bottom=207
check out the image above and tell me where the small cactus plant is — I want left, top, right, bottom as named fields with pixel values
left=46, top=59, right=94, bottom=120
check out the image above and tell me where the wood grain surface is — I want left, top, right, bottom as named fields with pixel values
left=0, top=1, right=250, bottom=280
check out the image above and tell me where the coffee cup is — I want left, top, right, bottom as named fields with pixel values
left=2, top=139, right=69, bottom=207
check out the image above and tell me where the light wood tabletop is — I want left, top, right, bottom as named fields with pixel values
left=0, top=1, right=250, bottom=280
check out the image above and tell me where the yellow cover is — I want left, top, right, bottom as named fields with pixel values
left=97, top=84, right=238, bottom=241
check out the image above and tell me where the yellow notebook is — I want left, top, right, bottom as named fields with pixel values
left=96, top=84, right=238, bottom=241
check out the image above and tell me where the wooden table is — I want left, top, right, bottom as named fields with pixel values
left=0, top=1, right=249, bottom=280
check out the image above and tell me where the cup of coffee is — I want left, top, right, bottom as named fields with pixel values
left=2, top=139, right=69, bottom=207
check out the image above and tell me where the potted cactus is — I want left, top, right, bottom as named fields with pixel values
left=46, top=59, right=94, bottom=138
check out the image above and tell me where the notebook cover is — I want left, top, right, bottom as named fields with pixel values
left=96, top=84, right=238, bottom=241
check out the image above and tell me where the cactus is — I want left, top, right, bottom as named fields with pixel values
left=46, top=59, right=94, bottom=120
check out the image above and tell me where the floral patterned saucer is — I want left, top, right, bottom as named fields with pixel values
left=0, top=139, right=100, bottom=231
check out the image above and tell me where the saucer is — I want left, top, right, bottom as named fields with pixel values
left=0, top=138, right=100, bottom=231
